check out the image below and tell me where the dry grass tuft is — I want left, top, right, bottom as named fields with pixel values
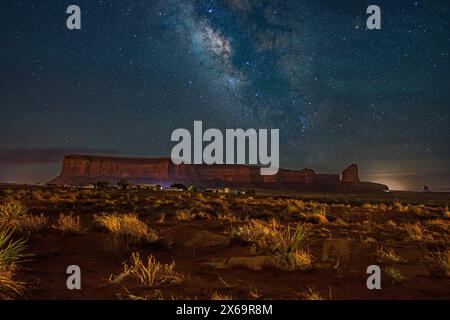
left=94, top=213, right=158, bottom=244
left=303, top=287, right=324, bottom=300
left=175, top=210, right=195, bottom=222
left=391, top=201, right=409, bottom=213
left=249, top=288, right=263, bottom=299
left=156, top=212, right=166, bottom=224
left=216, top=212, right=240, bottom=222
left=426, top=250, right=450, bottom=277
left=211, top=291, right=233, bottom=300
left=403, top=222, right=432, bottom=241
left=54, top=213, right=83, bottom=234
left=0, top=201, right=48, bottom=234
left=296, top=202, right=330, bottom=224
left=377, top=247, right=405, bottom=264
left=230, top=219, right=312, bottom=270
left=284, top=201, right=329, bottom=223
left=13, top=214, right=48, bottom=234
left=391, top=201, right=428, bottom=215
left=272, top=249, right=313, bottom=271
left=362, top=203, right=388, bottom=212
left=109, top=252, right=182, bottom=288
left=443, top=206, right=450, bottom=218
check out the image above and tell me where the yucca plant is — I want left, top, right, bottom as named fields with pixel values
left=0, top=200, right=27, bottom=223
left=0, top=227, right=28, bottom=268
left=0, top=228, right=28, bottom=298
left=271, top=224, right=309, bottom=255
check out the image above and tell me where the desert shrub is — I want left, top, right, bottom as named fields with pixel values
left=54, top=213, right=83, bottom=234
left=293, top=202, right=329, bottom=224
left=94, top=213, right=158, bottom=245
left=31, top=191, right=46, bottom=201
left=231, top=219, right=309, bottom=254
left=14, top=190, right=28, bottom=200
left=0, top=201, right=48, bottom=234
left=109, top=253, right=182, bottom=288
left=171, top=183, right=187, bottom=190
left=13, top=214, right=49, bottom=234
left=285, top=200, right=306, bottom=214
left=117, top=179, right=131, bottom=190
left=307, top=202, right=328, bottom=213
left=60, top=192, right=77, bottom=202
left=230, top=219, right=312, bottom=270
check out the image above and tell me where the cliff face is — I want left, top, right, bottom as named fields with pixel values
left=59, top=155, right=170, bottom=181
left=48, top=154, right=388, bottom=192
left=342, top=164, right=360, bottom=183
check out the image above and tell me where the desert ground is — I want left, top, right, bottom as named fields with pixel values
left=0, top=184, right=449, bottom=300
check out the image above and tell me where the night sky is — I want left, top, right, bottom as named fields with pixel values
left=0, top=0, right=449, bottom=190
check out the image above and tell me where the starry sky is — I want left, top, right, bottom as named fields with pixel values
left=0, top=0, right=449, bottom=191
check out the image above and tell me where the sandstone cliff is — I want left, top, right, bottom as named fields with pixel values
left=48, top=155, right=388, bottom=192
left=342, top=164, right=360, bottom=183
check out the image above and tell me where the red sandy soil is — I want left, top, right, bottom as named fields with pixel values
left=1, top=185, right=449, bottom=300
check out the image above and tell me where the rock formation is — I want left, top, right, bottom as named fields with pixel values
left=48, top=154, right=388, bottom=192
left=341, top=164, right=360, bottom=183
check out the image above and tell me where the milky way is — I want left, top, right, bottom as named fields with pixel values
left=0, top=0, right=449, bottom=190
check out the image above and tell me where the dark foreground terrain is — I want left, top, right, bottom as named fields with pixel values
left=0, top=185, right=449, bottom=300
